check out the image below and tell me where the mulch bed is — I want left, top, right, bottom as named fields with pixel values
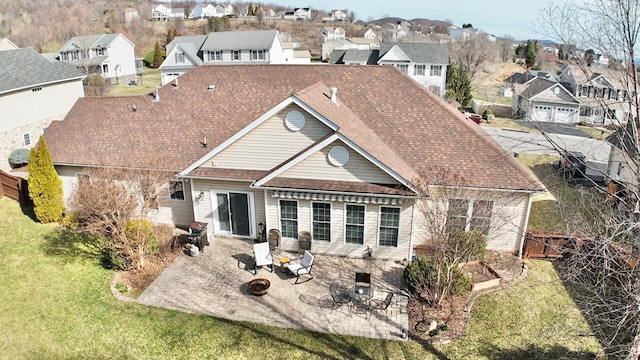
left=407, top=251, right=524, bottom=343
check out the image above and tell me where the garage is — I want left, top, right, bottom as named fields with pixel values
left=533, top=105, right=552, bottom=121
left=555, top=107, right=577, bottom=124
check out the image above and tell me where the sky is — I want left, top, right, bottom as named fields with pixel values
left=273, top=0, right=563, bottom=40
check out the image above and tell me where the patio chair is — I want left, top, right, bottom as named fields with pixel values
left=253, top=242, right=274, bottom=275
left=355, top=272, right=371, bottom=296
left=287, top=250, right=315, bottom=284
left=329, top=283, right=351, bottom=308
left=369, top=293, right=394, bottom=315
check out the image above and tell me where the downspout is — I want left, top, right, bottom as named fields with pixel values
left=188, top=178, right=198, bottom=221
left=517, top=192, right=534, bottom=259
left=407, top=200, right=418, bottom=263
left=263, top=189, right=269, bottom=232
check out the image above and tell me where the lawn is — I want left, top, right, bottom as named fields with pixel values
left=107, top=68, right=161, bottom=97
left=0, top=197, right=602, bottom=359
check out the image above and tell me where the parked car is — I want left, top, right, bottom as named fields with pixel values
left=558, top=151, right=587, bottom=178
left=467, top=113, right=484, bottom=124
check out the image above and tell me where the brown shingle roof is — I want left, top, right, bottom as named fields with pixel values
left=45, top=64, right=544, bottom=192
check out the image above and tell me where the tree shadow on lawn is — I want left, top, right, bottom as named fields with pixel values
left=42, top=227, right=103, bottom=263
left=478, top=343, right=598, bottom=359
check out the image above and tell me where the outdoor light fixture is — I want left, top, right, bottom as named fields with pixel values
left=198, top=191, right=205, bottom=200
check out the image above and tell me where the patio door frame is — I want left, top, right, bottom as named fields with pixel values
left=210, top=190, right=255, bottom=238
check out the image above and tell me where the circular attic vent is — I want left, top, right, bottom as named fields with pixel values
left=328, top=146, right=349, bottom=167
left=285, top=110, right=305, bottom=131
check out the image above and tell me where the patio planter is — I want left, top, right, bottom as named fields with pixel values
left=460, top=260, right=502, bottom=291
left=248, top=278, right=270, bottom=296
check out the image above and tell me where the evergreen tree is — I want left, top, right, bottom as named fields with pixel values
left=445, top=62, right=472, bottom=107
left=153, top=41, right=163, bottom=68
left=29, top=137, right=64, bottom=223
left=524, top=40, right=538, bottom=68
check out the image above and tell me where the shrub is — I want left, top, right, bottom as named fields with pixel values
left=8, top=148, right=29, bottom=168
left=404, top=257, right=472, bottom=305
left=61, top=211, right=81, bottom=230
left=28, top=137, right=64, bottom=223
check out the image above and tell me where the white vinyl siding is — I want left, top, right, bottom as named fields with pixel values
left=279, top=142, right=398, bottom=184
left=207, top=104, right=332, bottom=170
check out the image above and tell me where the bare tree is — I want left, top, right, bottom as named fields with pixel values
left=449, top=33, right=499, bottom=83
left=537, top=1, right=640, bottom=358
left=68, top=165, right=173, bottom=270
left=498, top=35, right=515, bottom=62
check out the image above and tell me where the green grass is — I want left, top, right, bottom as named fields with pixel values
left=107, top=68, right=161, bottom=97
left=576, top=126, right=612, bottom=140
left=0, top=197, right=602, bottom=359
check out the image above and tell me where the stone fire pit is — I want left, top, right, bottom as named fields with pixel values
left=248, top=278, right=270, bottom=296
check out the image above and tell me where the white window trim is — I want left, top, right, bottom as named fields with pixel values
left=344, top=203, right=366, bottom=245
left=311, top=201, right=332, bottom=242
left=446, top=198, right=493, bottom=235
left=279, top=199, right=299, bottom=239
left=430, top=65, right=442, bottom=76
left=23, top=133, right=31, bottom=146
left=414, top=64, right=426, bottom=76
left=232, top=50, right=240, bottom=61
left=377, top=205, right=401, bottom=248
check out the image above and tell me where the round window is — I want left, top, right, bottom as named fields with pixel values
left=285, top=110, right=305, bottom=131
left=328, top=146, right=349, bottom=166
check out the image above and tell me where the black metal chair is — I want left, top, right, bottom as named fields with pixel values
left=329, top=283, right=351, bottom=308
left=369, top=293, right=394, bottom=315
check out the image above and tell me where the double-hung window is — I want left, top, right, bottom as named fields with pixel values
left=312, top=202, right=331, bottom=242
left=414, top=64, right=426, bottom=76
left=345, top=204, right=365, bottom=244
left=379, top=207, right=400, bottom=247
left=208, top=51, right=221, bottom=61
left=430, top=65, right=442, bottom=76
left=23, top=134, right=31, bottom=146
left=396, top=64, right=408, bottom=74
left=232, top=50, right=240, bottom=61
left=446, top=198, right=493, bottom=235
left=280, top=200, right=298, bottom=238
left=169, top=181, right=185, bottom=200
left=176, top=52, right=184, bottom=63
left=251, top=50, right=264, bottom=60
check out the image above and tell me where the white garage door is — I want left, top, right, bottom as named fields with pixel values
left=533, top=105, right=552, bottom=121
left=555, top=107, right=576, bottom=124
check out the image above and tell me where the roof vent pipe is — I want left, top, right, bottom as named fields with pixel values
left=153, top=86, right=160, bottom=102
left=329, top=87, right=337, bottom=104
left=174, top=77, right=178, bottom=89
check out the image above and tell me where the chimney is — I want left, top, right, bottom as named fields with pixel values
left=329, top=87, right=337, bottom=104
left=153, top=86, right=160, bottom=102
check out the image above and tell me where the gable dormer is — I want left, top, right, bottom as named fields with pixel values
left=378, top=45, right=411, bottom=63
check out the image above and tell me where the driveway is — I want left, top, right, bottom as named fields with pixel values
left=137, top=237, right=409, bottom=340
left=514, top=121, right=592, bottom=137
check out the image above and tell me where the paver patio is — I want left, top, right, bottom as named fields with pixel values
left=137, top=237, right=409, bottom=340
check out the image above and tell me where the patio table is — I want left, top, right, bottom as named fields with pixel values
left=347, top=286, right=374, bottom=314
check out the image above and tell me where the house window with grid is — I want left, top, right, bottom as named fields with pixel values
left=430, top=65, right=442, bottom=76
left=208, top=51, right=221, bottom=61
left=61, top=52, right=69, bottom=61
left=312, top=202, right=331, bottom=242
left=345, top=204, right=365, bottom=244
left=396, top=64, right=408, bottom=74
left=251, top=50, right=265, bottom=60
left=95, top=47, right=104, bottom=56
left=280, top=200, right=298, bottom=238
left=169, top=181, right=184, bottom=200
left=23, top=133, right=31, bottom=146
left=429, top=85, right=441, bottom=95
left=176, top=52, right=184, bottom=63
left=379, top=206, right=400, bottom=247
left=446, top=198, right=493, bottom=235
left=70, top=51, right=79, bottom=60
left=414, top=64, right=426, bottom=76
left=232, top=50, right=240, bottom=61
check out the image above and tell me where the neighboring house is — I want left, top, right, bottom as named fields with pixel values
left=558, top=64, right=634, bottom=126
left=284, top=7, right=311, bottom=20
left=151, top=4, right=185, bottom=21
left=322, top=9, right=348, bottom=22
left=320, top=26, right=346, bottom=42
left=44, top=65, right=544, bottom=261
left=0, top=38, right=19, bottom=51
left=606, top=121, right=638, bottom=202
left=57, top=33, right=138, bottom=85
left=331, top=42, right=449, bottom=97
left=322, top=39, right=373, bottom=61
left=363, top=29, right=378, bottom=41
left=450, top=27, right=497, bottom=43
left=512, top=78, right=581, bottom=123
left=0, top=48, right=84, bottom=171
left=160, top=30, right=309, bottom=85
left=190, top=3, right=233, bottom=19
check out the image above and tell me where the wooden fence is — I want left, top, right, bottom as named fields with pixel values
left=522, top=230, right=578, bottom=259
left=0, top=169, right=31, bottom=206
